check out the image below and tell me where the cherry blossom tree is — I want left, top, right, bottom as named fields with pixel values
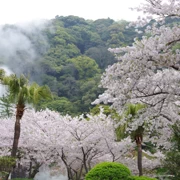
left=0, top=108, right=165, bottom=178
left=0, top=109, right=134, bottom=179
left=93, top=0, right=180, bottom=176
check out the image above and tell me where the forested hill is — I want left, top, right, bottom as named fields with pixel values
left=0, top=16, right=139, bottom=115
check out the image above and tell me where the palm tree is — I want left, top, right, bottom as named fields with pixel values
left=0, top=70, right=52, bottom=157
left=116, top=103, right=145, bottom=176
left=126, top=104, right=145, bottom=176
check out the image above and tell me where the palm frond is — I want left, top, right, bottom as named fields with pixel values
left=125, top=103, right=146, bottom=117
left=27, top=83, right=52, bottom=105
left=0, top=69, right=5, bottom=81
left=1, top=73, right=52, bottom=110
left=115, top=103, right=146, bottom=141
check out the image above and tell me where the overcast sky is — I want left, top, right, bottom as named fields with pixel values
left=0, top=0, right=144, bottom=25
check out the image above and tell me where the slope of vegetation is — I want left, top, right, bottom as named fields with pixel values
left=0, top=16, right=141, bottom=115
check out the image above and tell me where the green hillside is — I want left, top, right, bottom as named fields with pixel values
left=0, top=16, right=139, bottom=115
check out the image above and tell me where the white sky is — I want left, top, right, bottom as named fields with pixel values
left=0, top=0, right=144, bottom=25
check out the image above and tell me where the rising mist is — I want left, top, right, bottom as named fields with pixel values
left=0, top=20, right=50, bottom=83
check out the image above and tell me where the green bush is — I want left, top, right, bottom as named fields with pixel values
left=0, top=156, right=16, bottom=171
left=85, top=162, right=131, bottom=180
left=0, top=156, right=16, bottom=179
left=128, top=176, right=157, bottom=180
left=162, top=122, right=180, bottom=179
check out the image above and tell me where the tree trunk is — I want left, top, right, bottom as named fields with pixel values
left=135, top=136, right=143, bottom=176
left=5, top=106, right=25, bottom=180
left=11, top=116, right=21, bottom=157
left=11, top=105, right=24, bottom=157
left=61, top=149, right=74, bottom=180
left=28, top=162, right=41, bottom=179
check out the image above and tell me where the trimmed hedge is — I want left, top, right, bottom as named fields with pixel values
left=85, top=162, right=131, bottom=180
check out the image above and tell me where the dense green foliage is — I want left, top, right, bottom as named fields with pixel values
left=0, top=95, right=13, bottom=118
left=0, top=156, right=16, bottom=179
left=0, top=156, right=16, bottom=171
left=0, top=16, right=139, bottom=115
left=162, top=122, right=180, bottom=179
left=0, top=16, right=179, bottom=116
left=85, top=162, right=131, bottom=180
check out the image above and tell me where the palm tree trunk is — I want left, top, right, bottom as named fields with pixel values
left=11, top=110, right=22, bottom=157
left=136, top=136, right=143, bottom=176
left=7, top=113, right=21, bottom=180
left=11, top=105, right=24, bottom=157
left=6, top=106, right=24, bottom=180
left=11, top=116, right=21, bottom=157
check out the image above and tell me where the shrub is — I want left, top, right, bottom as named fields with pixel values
left=162, top=122, right=180, bottom=179
left=0, top=156, right=16, bottom=179
left=85, top=162, right=131, bottom=180
left=0, top=156, right=16, bottom=171
left=128, top=176, right=157, bottom=180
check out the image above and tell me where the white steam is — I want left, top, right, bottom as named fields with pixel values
left=0, top=20, right=49, bottom=81
left=34, top=165, right=68, bottom=180
left=0, top=26, right=35, bottom=59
